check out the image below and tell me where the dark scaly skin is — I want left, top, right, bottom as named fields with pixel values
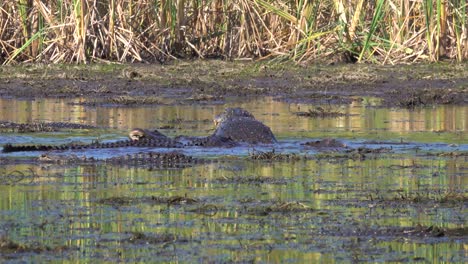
left=2, top=137, right=183, bottom=153
left=2, top=108, right=277, bottom=153
left=0, top=151, right=203, bottom=168
left=129, top=129, right=238, bottom=148
left=213, top=108, right=277, bottom=144
left=133, top=128, right=237, bottom=148
left=1, top=151, right=234, bottom=169
left=213, top=107, right=254, bottom=126
left=175, top=134, right=237, bottom=147
left=177, top=107, right=276, bottom=146
left=105, top=151, right=203, bottom=168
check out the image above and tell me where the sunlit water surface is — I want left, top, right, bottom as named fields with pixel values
left=0, top=97, right=466, bottom=263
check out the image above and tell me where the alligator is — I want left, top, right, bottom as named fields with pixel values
left=2, top=137, right=183, bottom=153
left=129, top=108, right=275, bottom=145
left=130, top=108, right=275, bottom=145
left=0, top=151, right=205, bottom=169
left=2, top=108, right=276, bottom=153
left=45, top=151, right=203, bottom=168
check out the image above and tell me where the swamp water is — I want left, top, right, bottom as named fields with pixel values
left=0, top=97, right=466, bottom=263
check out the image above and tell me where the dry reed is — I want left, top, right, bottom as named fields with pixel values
left=0, top=0, right=466, bottom=64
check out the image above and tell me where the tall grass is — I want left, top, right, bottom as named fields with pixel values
left=0, top=0, right=466, bottom=64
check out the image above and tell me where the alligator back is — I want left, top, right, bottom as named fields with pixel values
left=214, top=117, right=277, bottom=144
left=2, top=138, right=183, bottom=153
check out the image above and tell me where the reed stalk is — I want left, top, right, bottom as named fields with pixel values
left=358, top=0, right=384, bottom=62
left=0, top=0, right=466, bottom=64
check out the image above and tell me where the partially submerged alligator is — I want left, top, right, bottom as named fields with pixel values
left=130, top=107, right=276, bottom=145
left=2, top=108, right=276, bottom=153
left=43, top=151, right=203, bottom=168
left=0, top=151, right=205, bottom=169
left=2, top=137, right=183, bottom=153
left=213, top=108, right=277, bottom=144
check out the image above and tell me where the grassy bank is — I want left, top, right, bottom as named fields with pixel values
left=1, top=0, right=467, bottom=64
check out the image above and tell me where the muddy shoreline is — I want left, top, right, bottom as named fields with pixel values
left=0, top=61, right=466, bottom=107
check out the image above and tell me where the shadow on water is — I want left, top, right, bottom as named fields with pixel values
left=0, top=97, right=466, bottom=262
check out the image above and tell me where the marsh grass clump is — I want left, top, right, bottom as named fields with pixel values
left=314, top=147, right=391, bottom=161
left=296, top=107, right=346, bottom=118
left=97, top=196, right=135, bottom=206
left=72, top=95, right=164, bottom=106
left=436, top=193, right=468, bottom=204
left=165, top=195, right=199, bottom=206
left=249, top=149, right=302, bottom=162
left=0, top=121, right=96, bottom=134
left=0, top=235, right=70, bottom=254
left=1, top=0, right=466, bottom=64
left=125, top=232, right=179, bottom=245
left=369, top=190, right=467, bottom=205
left=0, top=236, right=24, bottom=253
left=185, top=94, right=223, bottom=102
left=216, top=175, right=289, bottom=185
left=185, top=204, right=219, bottom=216
left=0, top=121, right=55, bottom=133
left=345, top=147, right=392, bottom=160
left=436, top=151, right=468, bottom=157
left=387, top=88, right=463, bottom=108
left=303, top=138, right=347, bottom=148
left=244, top=201, right=313, bottom=216
left=108, top=96, right=163, bottom=105
left=98, top=195, right=200, bottom=208
left=400, top=225, right=467, bottom=238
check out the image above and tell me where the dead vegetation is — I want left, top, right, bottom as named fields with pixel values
left=0, top=121, right=96, bottom=133
left=249, top=149, right=302, bottom=161
left=303, top=138, right=347, bottom=148
left=0, top=235, right=71, bottom=254
left=69, top=95, right=165, bottom=106
left=215, top=175, right=289, bottom=185
left=382, top=191, right=467, bottom=205
left=97, top=195, right=199, bottom=207
left=97, top=195, right=315, bottom=217
left=386, top=88, right=466, bottom=108
left=242, top=201, right=314, bottom=216
left=315, top=147, right=393, bottom=160
left=1, top=0, right=466, bottom=64
left=295, top=107, right=346, bottom=118
left=124, top=232, right=182, bottom=245
left=434, top=151, right=468, bottom=157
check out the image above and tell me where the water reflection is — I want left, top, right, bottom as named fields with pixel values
left=0, top=97, right=466, bottom=262
left=0, top=97, right=466, bottom=142
left=0, top=154, right=466, bottom=262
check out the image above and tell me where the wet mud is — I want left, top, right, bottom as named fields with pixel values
left=0, top=62, right=466, bottom=107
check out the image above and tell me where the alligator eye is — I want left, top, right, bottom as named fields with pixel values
left=129, top=128, right=145, bottom=141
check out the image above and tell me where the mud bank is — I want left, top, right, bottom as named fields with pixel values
left=0, top=61, right=466, bottom=107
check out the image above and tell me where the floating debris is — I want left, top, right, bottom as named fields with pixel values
left=295, top=107, right=345, bottom=118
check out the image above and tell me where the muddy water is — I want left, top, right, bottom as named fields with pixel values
left=0, top=97, right=466, bottom=262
